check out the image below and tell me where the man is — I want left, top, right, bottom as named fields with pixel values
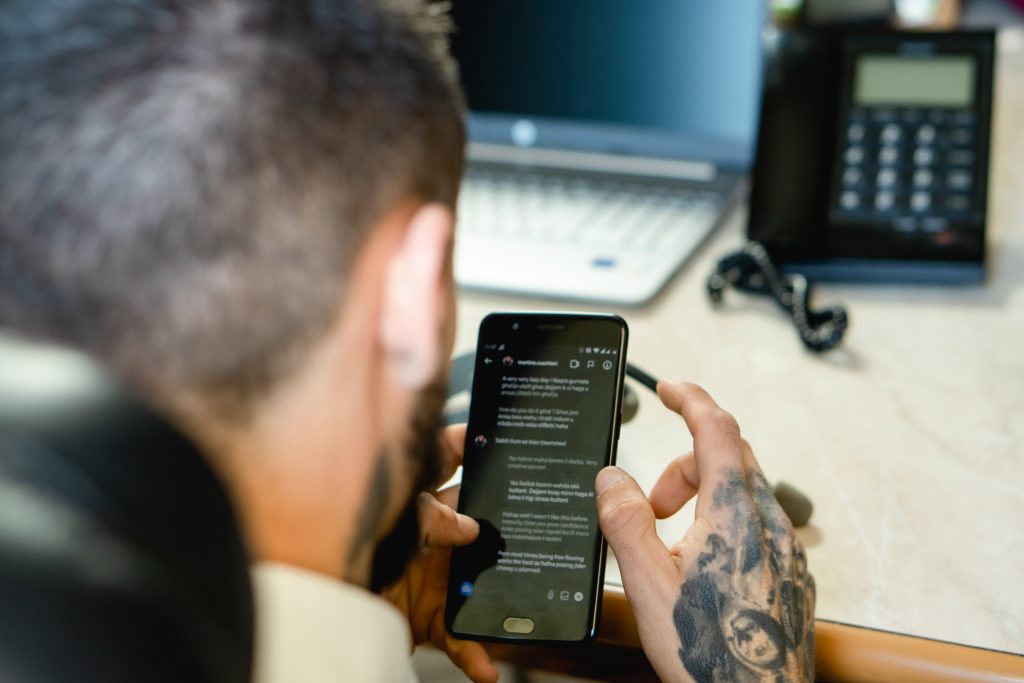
left=0, top=0, right=815, bottom=681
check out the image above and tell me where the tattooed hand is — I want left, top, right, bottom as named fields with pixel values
left=596, top=382, right=815, bottom=683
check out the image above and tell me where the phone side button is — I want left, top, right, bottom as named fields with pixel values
left=502, top=617, right=535, bottom=634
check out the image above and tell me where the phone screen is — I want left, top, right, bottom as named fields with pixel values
left=446, top=313, right=628, bottom=643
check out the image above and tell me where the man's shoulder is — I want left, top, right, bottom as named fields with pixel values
left=0, top=333, right=254, bottom=682
left=253, top=563, right=417, bottom=683
left=0, top=467, right=252, bottom=683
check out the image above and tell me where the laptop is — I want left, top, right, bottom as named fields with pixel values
left=448, top=1, right=766, bottom=306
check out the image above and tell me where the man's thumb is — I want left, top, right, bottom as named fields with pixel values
left=419, top=493, right=479, bottom=548
left=596, top=467, right=668, bottom=569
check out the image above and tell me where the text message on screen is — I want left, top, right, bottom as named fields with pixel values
left=449, top=331, right=623, bottom=641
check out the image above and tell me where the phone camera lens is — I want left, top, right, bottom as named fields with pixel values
left=512, top=323, right=519, bottom=330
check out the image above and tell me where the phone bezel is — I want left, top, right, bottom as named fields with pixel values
left=445, top=311, right=629, bottom=645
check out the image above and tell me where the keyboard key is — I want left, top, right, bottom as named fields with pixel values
left=877, top=168, right=898, bottom=188
left=839, top=191, right=860, bottom=210
left=880, top=124, right=902, bottom=145
left=910, top=192, right=932, bottom=212
left=945, top=194, right=971, bottom=212
left=870, top=108, right=898, bottom=123
left=875, top=191, right=895, bottom=211
left=879, top=147, right=900, bottom=166
left=951, top=110, right=976, bottom=125
left=946, top=169, right=973, bottom=191
left=893, top=216, right=918, bottom=232
left=949, top=128, right=974, bottom=146
left=922, top=217, right=949, bottom=232
left=947, top=150, right=976, bottom=166
left=901, top=109, right=923, bottom=124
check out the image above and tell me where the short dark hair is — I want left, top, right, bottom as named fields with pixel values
left=0, top=0, right=465, bottom=419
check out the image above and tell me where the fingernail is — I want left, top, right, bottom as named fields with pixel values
left=660, top=380, right=686, bottom=392
left=457, top=513, right=479, bottom=536
left=596, top=467, right=626, bottom=495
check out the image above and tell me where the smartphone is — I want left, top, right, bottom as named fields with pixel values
left=445, top=312, right=628, bottom=644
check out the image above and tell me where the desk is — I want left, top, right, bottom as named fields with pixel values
left=452, top=28, right=1024, bottom=671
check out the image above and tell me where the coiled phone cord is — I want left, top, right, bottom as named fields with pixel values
left=707, top=241, right=849, bottom=353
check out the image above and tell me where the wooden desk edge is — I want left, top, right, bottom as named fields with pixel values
left=597, top=585, right=1024, bottom=682
left=476, top=587, right=1024, bottom=682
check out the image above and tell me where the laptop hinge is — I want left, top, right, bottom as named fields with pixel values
left=467, top=142, right=718, bottom=182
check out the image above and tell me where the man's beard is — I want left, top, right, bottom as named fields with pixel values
left=368, top=376, right=447, bottom=593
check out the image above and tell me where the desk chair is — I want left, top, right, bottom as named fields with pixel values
left=0, top=332, right=253, bottom=682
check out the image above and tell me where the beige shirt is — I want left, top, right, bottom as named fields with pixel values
left=253, top=563, right=418, bottom=683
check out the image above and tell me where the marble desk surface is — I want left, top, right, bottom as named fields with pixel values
left=451, top=29, right=1024, bottom=655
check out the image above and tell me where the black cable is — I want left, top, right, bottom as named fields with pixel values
left=625, top=362, right=659, bottom=393
left=707, top=241, right=848, bottom=353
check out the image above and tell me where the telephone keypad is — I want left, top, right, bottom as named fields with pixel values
left=910, top=191, right=931, bottom=212
left=836, top=106, right=979, bottom=228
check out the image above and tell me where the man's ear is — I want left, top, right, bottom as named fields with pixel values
left=379, top=203, right=454, bottom=389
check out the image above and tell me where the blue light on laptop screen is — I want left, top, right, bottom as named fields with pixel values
left=450, top=1, right=764, bottom=168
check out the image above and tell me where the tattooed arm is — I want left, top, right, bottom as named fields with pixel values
left=596, top=382, right=815, bottom=683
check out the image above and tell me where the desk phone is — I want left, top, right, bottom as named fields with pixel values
left=748, top=30, right=995, bottom=282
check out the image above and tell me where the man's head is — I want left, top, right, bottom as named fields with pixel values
left=0, top=0, right=465, bottom=584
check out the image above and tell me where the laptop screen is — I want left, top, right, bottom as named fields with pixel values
left=449, top=0, right=765, bottom=169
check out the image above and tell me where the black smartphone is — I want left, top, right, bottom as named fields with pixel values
left=445, top=312, right=628, bottom=644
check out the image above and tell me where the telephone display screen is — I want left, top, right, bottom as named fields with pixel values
left=446, top=313, right=627, bottom=643
left=854, top=55, right=975, bottom=107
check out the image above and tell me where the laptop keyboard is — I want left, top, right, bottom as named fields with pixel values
left=458, top=168, right=723, bottom=253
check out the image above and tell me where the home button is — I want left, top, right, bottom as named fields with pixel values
left=502, top=617, right=535, bottom=634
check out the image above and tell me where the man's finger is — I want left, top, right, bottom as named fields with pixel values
left=435, top=483, right=460, bottom=509
left=418, top=493, right=478, bottom=548
left=656, top=381, right=751, bottom=519
left=738, top=440, right=795, bottom=537
left=425, top=606, right=499, bottom=683
left=596, top=467, right=675, bottom=586
left=739, top=438, right=767, bottom=478
left=437, top=423, right=468, bottom=486
left=446, top=637, right=499, bottom=683
left=648, top=452, right=699, bottom=519
left=443, top=423, right=467, bottom=460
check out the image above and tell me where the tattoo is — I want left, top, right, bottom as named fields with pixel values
left=674, top=470, right=816, bottom=682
